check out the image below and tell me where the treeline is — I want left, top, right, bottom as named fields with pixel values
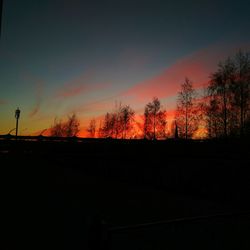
left=88, top=78, right=199, bottom=139
left=51, top=50, right=250, bottom=139
left=205, top=51, right=250, bottom=138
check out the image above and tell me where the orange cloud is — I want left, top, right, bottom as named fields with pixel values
left=21, top=72, right=45, bottom=118
left=123, top=43, right=250, bottom=103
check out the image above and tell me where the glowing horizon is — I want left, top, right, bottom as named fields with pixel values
left=1, top=1, right=250, bottom=137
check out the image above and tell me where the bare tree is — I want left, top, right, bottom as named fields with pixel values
left=176, top=78, right=198, bottom=139
left=50, top=118, right=64, bottom=137
left=205, top=51, right=250, bottom=138
left=207, top=58, right=236, bottom=137
left=143, top=97, right=167, bottom=140
left=100, top=103, right=135, bottom=139
left=156, top=110, right=168, bottom=138
left=87, top=119, right=96, bottom=138
left=101, top=112, right=113, bottom=138
left=143, top=106, right=151, bottom=139
left=232, top=50, right=250, bottom=136
left=50, top=113, right=80, bottom=137
left=204, top=95, right=221, bottom=138
left=120, top=105, right=135, bottom=139
left=64, top=113, right=80, bottom=137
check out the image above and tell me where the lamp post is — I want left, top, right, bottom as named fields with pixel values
left=15, top=107, right=21, bottom=137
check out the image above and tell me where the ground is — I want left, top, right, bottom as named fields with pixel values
left=1, top=138, right=250, bottom=249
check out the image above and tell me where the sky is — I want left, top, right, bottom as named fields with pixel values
left=0, top=0, right=250, bottom=136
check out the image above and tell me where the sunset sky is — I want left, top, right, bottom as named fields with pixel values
left=1, top=0, right=250, bottom=136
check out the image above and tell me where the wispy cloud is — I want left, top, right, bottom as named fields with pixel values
left=29, top=83, right=43, bottom=118
left=21, top=73, right=45, bottom=118
left=54, top=69, right=117, bottom=101
left=57, top=84, right=90, bottom=98
left=55, top=73, right=96, bottom=99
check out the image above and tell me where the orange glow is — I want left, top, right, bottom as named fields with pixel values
left=122, top=51, right=216, bottom=102
left=192, top=127, right=208, bottom=139
left=122, top=43, right=250, bottom=103
left=2, top=43, right=249, bottom=137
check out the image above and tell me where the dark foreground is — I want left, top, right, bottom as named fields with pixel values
left=1, top=138, right=250, bottom=249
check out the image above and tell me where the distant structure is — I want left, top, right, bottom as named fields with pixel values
left=15, top=107, right=21, bottom=137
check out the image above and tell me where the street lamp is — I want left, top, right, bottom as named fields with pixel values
left=15, top=107, right=21, bottom=137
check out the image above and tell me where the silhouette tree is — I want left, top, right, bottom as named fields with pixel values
left=99, top=103, right=135, bottom=139
left=232, top=50, right=250, bottom=136
left=113, top=103, right=122, bottom=139
left=64, top=113, right=80, bottom=137
left=50, top=118, right=64, bottom=137
left=176, top=78, right=198, bottom=139
left=87, top=119, right=96, bottom=138
left=207, top=58, right=236, bottom=137
left=205, top=51, right=250, bottom=138
left=50, top=113, right=80, bottom=137
left=143, top=105, right=150, bottom=139
left=156, top=109, right=168, bottom=138
left=101, top=112, right=115, bottom=138
left=204, top=96, right=221, bottom=138
left=143, top=97, right=167, bottom=140
left=120, top=105, right=135, bottom=139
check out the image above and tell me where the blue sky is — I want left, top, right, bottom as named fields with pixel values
left=1, top=0, right=250, bottom=135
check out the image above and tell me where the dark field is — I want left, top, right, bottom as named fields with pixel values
left=1, top=138, right=250, bottom=249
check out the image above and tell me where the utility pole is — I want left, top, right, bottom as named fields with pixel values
left=15, top=107, right=21, bottom=137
